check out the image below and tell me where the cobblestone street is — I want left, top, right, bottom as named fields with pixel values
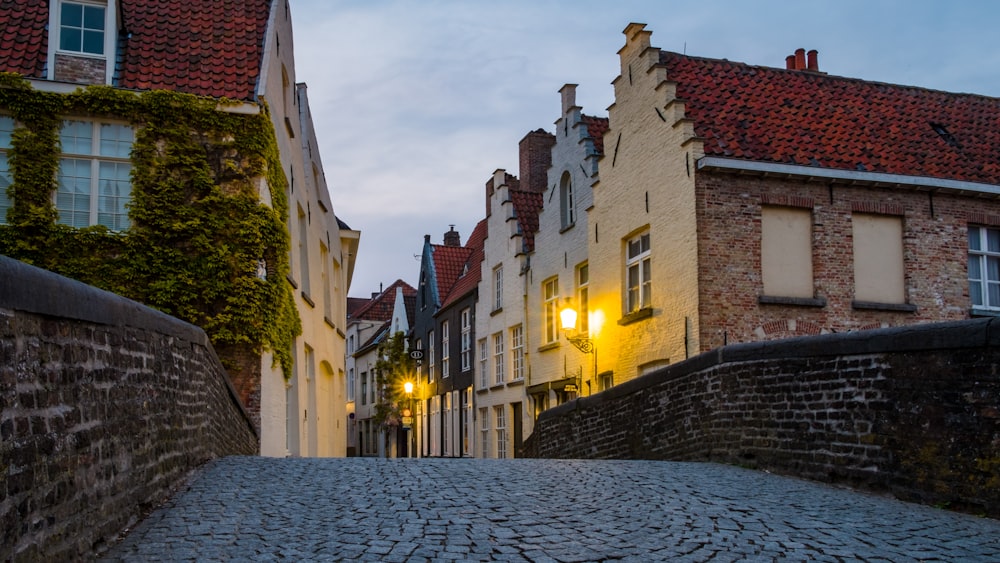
left=100, top=457, right=1000, bottom=562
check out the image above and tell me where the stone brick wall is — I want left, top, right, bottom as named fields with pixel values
left=695, top=171, right=988, bottom=352
left=524, top=318, right=1000, bottom=517
left=53, top=53, right=106, bottom=85
left=0, top=256, right=258, bottom=562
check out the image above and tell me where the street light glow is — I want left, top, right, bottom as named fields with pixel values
left=403, top=381, right=414, bottom=394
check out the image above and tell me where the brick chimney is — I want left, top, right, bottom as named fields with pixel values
left=443, top=225, right=461, bottom=247
left=786, top=48, right=819, bottom=72
left=519, top=129, right=555, bottom=194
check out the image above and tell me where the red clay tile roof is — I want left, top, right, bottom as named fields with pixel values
left=440, top=219, right=487, bottom=310
left=349, top=279, right=416, bottom=322
left=582, top=115, right=609, bottom=155
left=119, top=0, right=270, bottom=100
left=662, top=51, right=1000, bottom=185
left=431, top=243, right=473, bottom=307
left=509, top=189, right=543, bottom=253
left=0, top=0, right=48, bottom=77
left=0, top=0, right=269, bottom=101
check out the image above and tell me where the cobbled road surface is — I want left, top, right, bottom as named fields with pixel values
left=100, top=456, right=1000, bottom=562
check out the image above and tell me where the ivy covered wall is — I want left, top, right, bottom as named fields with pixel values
left=0, top=73, right=300, bottom=376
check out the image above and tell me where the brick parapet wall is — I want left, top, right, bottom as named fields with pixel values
left=525, top=319, right=1000, bottom=517
left=0, top=256, right=258, bottom=562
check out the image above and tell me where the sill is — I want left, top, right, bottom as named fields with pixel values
left=852, top=300, right=917, bottom=313
left=507, top=379, right=525, bottom=387
left=286, top=274, right=298, bottom=289
left=559, top=222, right=576, bottom=234
left=490, top=384, right=506, bottom=391
left=970, top=307, right=1000, bottom=318
left=490, top=307, right=503, bottom=317
left=324, top=316, right=335, bottom=329
left=476, top=387, right=489, bottom=394
left=618, top=307, right=653, bottom=326
left=537, top=342, right=560, bottom=353
left=758, top=295, right=827, bottom=308
left=301, top=291, right=315, bottom=308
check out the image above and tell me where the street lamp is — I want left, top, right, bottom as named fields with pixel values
left=559, top=305, right=594, bottom=354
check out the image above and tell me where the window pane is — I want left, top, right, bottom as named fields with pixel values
left=628, top=238, right=640, bottom=259
left=988, top=229, right=1000, bottom=253
left=969, top=255, right=982, bottom=281
left=989, top=282, right=1000, bottom=308
left=60, top=28, right=82, bottom=52
left=61, top=121, right=92, bottom=155
left=83, top=5, right=105, bottom=31
left=98, top=161, right=131, bottom=230
left=641, top=233, right=650, bottom=253
left=971, top=280, right=983, bottom=306
left=0, top=116, right=14, bottom=148
left=988, top=256, right=1000, bottom=283
left=82, top=30, right=104, bottom=55
left=61, top=3, right=82, bottom=27
left=969, top=227, right=981, bottom=251
left=100, top=124, right=133, bottom=157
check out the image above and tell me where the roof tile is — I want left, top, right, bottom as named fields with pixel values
left=662, top=51, right=1000, bottom=185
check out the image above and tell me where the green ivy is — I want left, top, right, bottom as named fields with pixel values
left=0, top=76, right=300, bottom=376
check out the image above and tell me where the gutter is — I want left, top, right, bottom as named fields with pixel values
left=697, top=157, right=1000, bottom=197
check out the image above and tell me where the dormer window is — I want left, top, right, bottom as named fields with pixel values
left=59, top=2, right=106, bottom=55
left=48, top=0, right=117, bottom=85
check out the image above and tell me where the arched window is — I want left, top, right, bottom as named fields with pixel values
left=559, top=171, right=575, bottom=229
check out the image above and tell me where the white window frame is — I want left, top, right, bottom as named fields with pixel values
left=427, top=330, right=435, bottom=382
left=442, top=392, right=450, bottom=456
left=56, top=119, right=133, bottom=231
left=493, top=265, right=503, bottom=311
left=493, top=332, right=505, bottom=385
left=560, top=171, right=575, bottom=229
left=441, top=321, right=450, bottom=378
left=360, top=372, right=367, bottom=406
left=495, top=405, right=508, bottom=459
left=460, top=308, right=472, bottom=371
left=543, top=277, right=559, bottom=344
left=478, top=338, right=489, bottom=389
left=347, top=368, right=355, bottom=402
left=626, top=231, right=651, bottom=313
left=479, top=407, right=489, bottom=458
left=969, top=225, right=1000, bottom=311
left=511, top=325, right=524, bottom=381
left=49, top=0, right=118, bottom=84
left=577, top=263, right=589, bottom=335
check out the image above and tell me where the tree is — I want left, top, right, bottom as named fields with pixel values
left=372, top=331, right=415, bottom=457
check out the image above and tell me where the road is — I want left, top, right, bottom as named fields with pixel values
left=100, top=456, right=1000, bottom=562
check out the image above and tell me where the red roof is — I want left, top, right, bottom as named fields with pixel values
left=663, top=51, right=1000, bottom=185
left=0, top=0, right=270, bottom=101
left=440, top=219, right=487, bottom=310
left=582, top=115, right=609, bottom=155
left=509, top=189, right=543, bottom=253
left=431, top=243, right=472, bottom=306
left=0, top=0, right=47, bottom=77
left=349, top=279, right=416, bottom=322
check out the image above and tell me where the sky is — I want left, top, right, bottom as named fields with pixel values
left=290, top=0, right=1000, bottom=297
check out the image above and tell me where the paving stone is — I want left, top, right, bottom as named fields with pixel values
left=98, top=457, right=1000, bottom=562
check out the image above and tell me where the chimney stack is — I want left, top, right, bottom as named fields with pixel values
left=443, top=225, right=461, bottom=247
left=787, top=48, right=820, bottom=72
left=519, top=129, right=555, bottom=194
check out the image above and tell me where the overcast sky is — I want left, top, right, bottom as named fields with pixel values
left=290, top=0, right=1000, bottom=297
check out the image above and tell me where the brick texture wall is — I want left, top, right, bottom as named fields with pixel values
left=524, top=318, right=1000, bottom=517
left=0, top=257, right=258, bottom=562
left=53, top=53, right=106, bottom=85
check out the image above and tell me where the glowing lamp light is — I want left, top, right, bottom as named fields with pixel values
left=560, top=306, right=578, bottom=331
left=403, top=381, right=414, bottom=394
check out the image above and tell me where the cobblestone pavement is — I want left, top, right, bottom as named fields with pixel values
left=100, top=457, right=1000, bottom=562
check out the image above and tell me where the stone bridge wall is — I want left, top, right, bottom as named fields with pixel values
left=0, top=256, right=258, bottom=562
left=525, top=319, right=1000, bottom=517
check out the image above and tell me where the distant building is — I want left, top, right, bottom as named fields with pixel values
left=0, top=0, right=359, bottom=456
left=346, top=280, right=416, bottom=457
left=587, top=23, right=1000, bottom=386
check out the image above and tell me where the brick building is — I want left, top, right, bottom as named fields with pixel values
left=587, top=23, right=1000, bottom=386
left=0, top=0, right=359, bottom=456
